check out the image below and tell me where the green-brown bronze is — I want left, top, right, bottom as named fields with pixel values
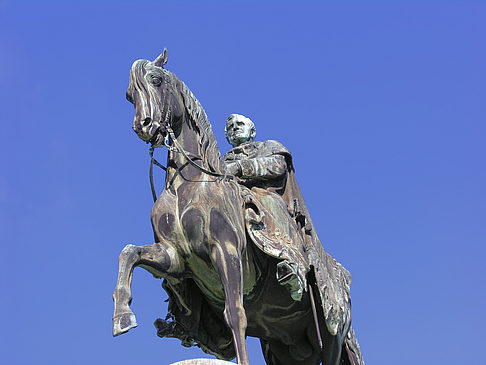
left=112, top=49, right=363, bottom=365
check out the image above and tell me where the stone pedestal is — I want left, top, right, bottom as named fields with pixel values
left=171, top=359, right=234, bottom=365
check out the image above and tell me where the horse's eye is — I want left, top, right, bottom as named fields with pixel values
left=152, top=76, right=162, bottom=86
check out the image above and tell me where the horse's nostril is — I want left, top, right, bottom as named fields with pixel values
left=143, top=117, right=152, bottom=127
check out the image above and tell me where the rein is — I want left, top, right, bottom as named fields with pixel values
left=149, top=147, right=167, bottom=202
left=148, top=126, right=226, bottom=202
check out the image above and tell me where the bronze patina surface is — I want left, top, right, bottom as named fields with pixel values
left=112, top=49, right=363, bottom=365
left=171, top=360, right=234, bottom=365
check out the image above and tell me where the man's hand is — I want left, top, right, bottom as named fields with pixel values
left=225, top=162, right=241, bottom=177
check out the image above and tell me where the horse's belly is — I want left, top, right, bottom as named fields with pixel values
left=187, top=255, right=226, bottom=303
left=187, top=250, right=259, bottom=305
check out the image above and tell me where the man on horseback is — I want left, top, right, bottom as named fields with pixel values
left=223, top=114, right=313, bottom=300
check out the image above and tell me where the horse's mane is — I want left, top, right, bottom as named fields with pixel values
left=177, top=77, right=223, bottom=174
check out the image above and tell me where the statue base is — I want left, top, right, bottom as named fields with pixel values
left=171, top=360, right=234, bottom=365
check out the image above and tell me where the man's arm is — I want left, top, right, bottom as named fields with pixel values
left=226, top=155, right=287, bottom=180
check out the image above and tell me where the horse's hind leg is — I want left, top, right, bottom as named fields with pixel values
left=112, top=242, right=181, bottom=336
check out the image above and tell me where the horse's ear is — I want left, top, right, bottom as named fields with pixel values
left=154, top=49, right=168, bottom=68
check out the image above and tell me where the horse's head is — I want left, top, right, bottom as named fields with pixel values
left=126, top=49, right=185, bottom=147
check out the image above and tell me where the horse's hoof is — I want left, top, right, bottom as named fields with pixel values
left=113, top=311, right=138, bottom=336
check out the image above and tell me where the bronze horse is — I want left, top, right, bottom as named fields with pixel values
left=112, top=50, right=363, bottom=365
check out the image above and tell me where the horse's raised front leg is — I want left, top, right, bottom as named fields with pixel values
left=112, top=241, right=182, bottom=336
left=209, top=211, right=249, bottom=365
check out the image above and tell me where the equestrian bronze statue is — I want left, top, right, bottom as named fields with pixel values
left=112, top=49, right=364, bottom=365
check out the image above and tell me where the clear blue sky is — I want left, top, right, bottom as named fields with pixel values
left=1, top=1, right=485, bottom=364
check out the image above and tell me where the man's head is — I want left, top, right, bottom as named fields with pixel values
left=225, top=114, right=256, bottom=147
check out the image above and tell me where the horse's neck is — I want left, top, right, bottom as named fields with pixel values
left=166, top=120, right=203, bottom=183
left=165, top=110, right=222, bottom=189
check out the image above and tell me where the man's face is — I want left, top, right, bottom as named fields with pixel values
left=226, top=116, right=254, bottom=147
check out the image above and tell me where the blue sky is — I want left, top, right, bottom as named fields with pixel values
left=1, top=1, right=485, bottom=364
